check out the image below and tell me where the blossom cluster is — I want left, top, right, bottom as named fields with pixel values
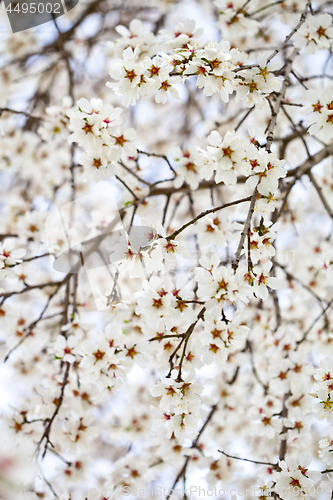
left=107, top=19, right=282, bottom=108
left=67, top=97, right=136, bottom=181
left=293, top=13, right=333, bottom=54
left=195, top=129, right=287, bottom=194
left=1, top=1, right=333, bottom=499
left=301, top=88, right=333, bottom=141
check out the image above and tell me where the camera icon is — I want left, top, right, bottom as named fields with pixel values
left=45, top=188, right=156, bottom=311
left=3, top=0, right=80, bottom=33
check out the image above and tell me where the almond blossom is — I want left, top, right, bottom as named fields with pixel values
left=196, top=129, right=248, bottom=185
left=2, top=1, right=333, bottom=498
left=273, top=452, right=321, bottom=499
left=293, top=13, right=333, bottom=54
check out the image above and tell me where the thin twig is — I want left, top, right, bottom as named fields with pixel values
left=167, top=196, right=252, bottom=241
left=218, top=450, right=276, bottom=467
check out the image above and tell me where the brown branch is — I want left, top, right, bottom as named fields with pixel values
left=266, top=48, right=298, bottom=152
left=137, top=149, right=176, bottom=175
left=275, top=260, right=328, bottom=309
left=248, top=0, right=283, bottom=16
left=167, top=196, right=252, bottom=241
left=7, top=252, right=52, bottom=268
left=119, top=161, right=151, bottom=186
left=308, top=171, right=333, bottom=220
left=116, top=175, right=138, bottom=200
left=229, top=0, right=252, bottom=24
left=0, top=234, right=18, bottom=239
left=233, top=48, right=297, bottom=272
left=176, top=307, right=206, bottom=382
left=148, top=333, right=185, bottom=342
left=0, top=280, right=64, bottom=302
left=266, top=1, right=310, bottom=64
left=162, top=194, right=171, bottom=226
left=274, top=143, right=333, bottom=223
left=166, top=307, right=205, bottom=379
left=232, top=188, right=258, bottom=272
left=286, top=143, right=333, bottom=178
left=4, top=283, right=63, bottom=362
left=297, top=297, right=333, bottom=345
left=218, top=450, right=276, bottom=467
left=246, top=340, right=268, bottom=393
left=277, top=392, right=291, bottom=467
left=0, top=107, right=43, bottom=121
left=281, top=105, right=310, bottom=157
left=36, top=362, right=70, bottom=458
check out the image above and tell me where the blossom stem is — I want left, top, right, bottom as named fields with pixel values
left=266, top=1, right=311, bottom=64
left=297, top=297, right=333, bottom=345
left=308, top=170, right=333, bottom=220
left=35, top=361, right=71, bottom=459
left=137, top=149, right=176, bottom=174
left=176, top=307, right=206, bottom=382
left=232, top=188, right=258, bottom=272
left=218, top=449, right=277, bottom=467
left=167, top=196, right=252, bottom=241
